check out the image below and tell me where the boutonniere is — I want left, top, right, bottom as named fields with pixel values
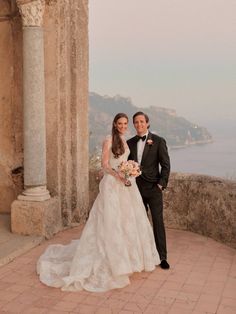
left=146, top=139, right=153, bottom=146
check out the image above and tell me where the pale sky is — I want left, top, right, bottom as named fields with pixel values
left=89, top=0, right=236, bottom=128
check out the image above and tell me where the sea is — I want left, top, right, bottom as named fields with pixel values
left=169, top=136, right=236, bottom=180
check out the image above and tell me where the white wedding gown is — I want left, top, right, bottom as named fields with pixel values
left=37, top=136, right=160, bottom=292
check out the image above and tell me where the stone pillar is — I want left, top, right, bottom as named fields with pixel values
left=16, top=0, right=50, bottom=202
left=11, top=0, right=61, bottom=238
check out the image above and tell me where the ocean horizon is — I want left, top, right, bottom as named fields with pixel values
left=169, top=135, right=236, bottom=180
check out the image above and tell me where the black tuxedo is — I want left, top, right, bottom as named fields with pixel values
left=127, top=132, right=170, bottom=260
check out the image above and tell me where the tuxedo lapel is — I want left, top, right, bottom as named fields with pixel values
left=131, top=138, right=138, bottom=162
left=141, top=132, right=152, bottom=165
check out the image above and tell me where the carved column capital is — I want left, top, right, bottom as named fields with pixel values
left=16, top=0, right=45, bottom=27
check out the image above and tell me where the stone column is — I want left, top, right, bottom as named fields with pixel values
left=17, top=0, right=50, bottom=201
left=11, top=0, right=61, bottom=238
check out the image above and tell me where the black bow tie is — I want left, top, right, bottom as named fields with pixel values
left=136, top=135, right=146, bottom=142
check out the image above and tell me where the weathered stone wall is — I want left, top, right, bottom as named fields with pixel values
left=0, top=1, right=23, bottom=213
left=0, top=0, right=89, bottom=223
left=164, top=173, right=236, bottom=249
left=44, top=0, right=89, bottom=225
left=90, top=170, right=236, bottom=248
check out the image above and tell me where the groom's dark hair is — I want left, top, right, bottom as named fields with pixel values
left=133, top=111, right=150, bottom=127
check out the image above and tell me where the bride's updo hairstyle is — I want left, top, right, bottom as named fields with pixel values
left=112, top=113, right=128, bottom=158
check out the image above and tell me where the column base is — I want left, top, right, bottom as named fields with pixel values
left=18, top=186, right=50, bottom=202
left=11, top=197, right=62, bottom=239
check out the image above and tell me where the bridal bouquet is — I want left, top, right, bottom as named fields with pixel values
left=118, top=160, right=141, bottom=186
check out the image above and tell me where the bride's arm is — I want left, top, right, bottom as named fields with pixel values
left=101, top=138, right=120, bottom=179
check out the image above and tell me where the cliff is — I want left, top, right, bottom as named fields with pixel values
left=89, top=92, right=212, bottom=153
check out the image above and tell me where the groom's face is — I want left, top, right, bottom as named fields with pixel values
left=133, top=115, right=149, bottom=135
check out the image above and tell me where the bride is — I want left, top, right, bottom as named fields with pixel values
left=37, top=113, right=160, bottom=292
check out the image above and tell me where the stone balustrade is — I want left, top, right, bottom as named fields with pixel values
left=89, top=170, right=236, bottom=249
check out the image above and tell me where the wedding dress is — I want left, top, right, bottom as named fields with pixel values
left=37, top=136, right=160, bottom=292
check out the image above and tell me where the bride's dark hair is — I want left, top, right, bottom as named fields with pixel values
left=112, top=113, right=128, bottom=158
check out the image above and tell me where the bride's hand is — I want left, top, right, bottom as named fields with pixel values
left=114, top=172, right=126, bottom=184
left=117, top=174, right=131, bottom=186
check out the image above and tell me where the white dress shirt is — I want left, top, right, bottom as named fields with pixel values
left=137, top=132, right=149, bottom=164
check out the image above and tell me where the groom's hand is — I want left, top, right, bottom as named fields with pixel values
left=157, top=184, right=163, bottom=191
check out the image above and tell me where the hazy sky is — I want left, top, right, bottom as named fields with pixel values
left=89, top=0, right=236, bottom=128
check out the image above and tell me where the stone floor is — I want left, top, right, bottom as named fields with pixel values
left=0, top=221, right=235, bottom=313
left=0, top=214, right=43, bottom=267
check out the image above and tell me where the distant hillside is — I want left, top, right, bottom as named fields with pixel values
left=89, top=92, right=212, bottom=153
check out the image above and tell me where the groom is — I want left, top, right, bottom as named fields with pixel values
left=127, top=111, right=171, bottom=269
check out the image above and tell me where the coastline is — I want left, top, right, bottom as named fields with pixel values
left=169, top=139, right=213, bottom=150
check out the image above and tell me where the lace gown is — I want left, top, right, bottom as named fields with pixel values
left=37, top=136, right=160, bottom=292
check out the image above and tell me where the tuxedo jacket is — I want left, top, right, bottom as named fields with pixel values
left=127, top=132, right=170, bottom=189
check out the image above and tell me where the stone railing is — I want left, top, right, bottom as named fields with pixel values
left=89, top=170, right=236, bottom=249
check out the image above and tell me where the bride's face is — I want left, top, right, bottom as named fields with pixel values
left=115, top=117, right=128, bottom=135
